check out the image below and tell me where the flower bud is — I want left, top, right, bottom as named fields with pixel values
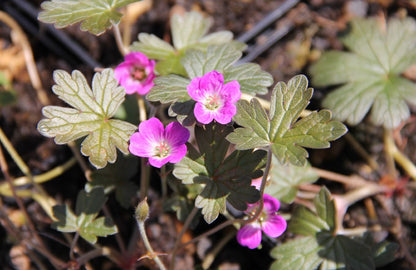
left=135, top=197, right=149, bottom=222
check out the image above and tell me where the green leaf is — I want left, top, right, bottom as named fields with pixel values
left=317, top=232, right=375, bottom=270
left=270, top=236, right=322, bottom=270
left=227, top=75, right=347, bottom=166
left=289, top=187, right=334, bottom=236
left=224, top=63, right=273, bottom=95
left=273, top=189, right=394, bottom=270
left=87, top=155, right=139, bottom=208
left=132, top=33, right=175, bottom=60
left=181, top=44, right=242, bottom=79
left=52, top=187, right=117, bottom=244
left=314, top=187, right=335, bottom=230
left=310, top=17, right=416, bottom=128
left=38, top=0, right=137, bottom=35
left=131, top=11, right=235, bottom=75
left=266, top=157, right=318, bottom=203
left=146, top=75, right=191, bottom=103
left=173, top=123, right=265, bottom=223
left=171, top=11, right=212, bottom=50
left=37, top=69, right=137, bottom=169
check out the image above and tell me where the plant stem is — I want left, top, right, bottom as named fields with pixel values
left=344, top=133, right=379, bottom=170
left=0, top=158, right=76, bottom=193
left=179, top=148, right=273, bottom=249
left=333, top=184, right=389, bottom=232
left=69, top=231, right=80, bottom=260
left=160, top=165, right=168, bottom=201
left=0, top=145, right=65, bottom=268
left=201, top=229, right=236, bottom=270
left=384, top=129, right=416, bottom=180
left=312, top=167, right=368, bottom=187
left=68, top=142, right=92, bottom=181
left=137, top=220, right=167, bottom=270
left=169, top=207, right=198, bottom=270
left=113, top=23, right=128, bottom=56
left=103, top=205, right=126, bottom=254
left=0, top=127, right=31, bottom=177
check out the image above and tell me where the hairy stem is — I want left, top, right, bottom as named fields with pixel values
left=137, top=220, right=167, bottom=270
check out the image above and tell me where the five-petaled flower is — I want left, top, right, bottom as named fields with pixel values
left=114, top=51, right=156, bottom=95
left=187, top=70, right=241, bottom=124
left=129, top=117, right=190, bottom=168
left=237, top=194, right=287, bottom=249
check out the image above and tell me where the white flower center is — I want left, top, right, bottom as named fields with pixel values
left=154, top=141, right=170, bottom=158
left=204, top=94, right=223, bottom=111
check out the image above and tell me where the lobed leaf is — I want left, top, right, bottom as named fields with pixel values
left=38, top=0, right=137, bottom=35
left=173, top=124, right=264, bottom=223
left=270, top=236, right=322, bottom=270
left=227, top=75, right=347, bottom=166
left=37, top=69, right=137, bottom=169
left=130, top=11, right=235, bottom=75
left=181, top=44, right=242, bottom=79
left=266, top=157, right=318, bottom=203
left=224, top=63, right=273, bottom=95
left=310, top=17, right=416, bottom=128
left=51, top=187, right=117, bottom=244
left=146, top=75, right=191, bottom=103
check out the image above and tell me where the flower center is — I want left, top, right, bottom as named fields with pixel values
left=204, top=94, right=222, bottom=111
left=154, top=141, right=170, bottom=158
left=131, top=65, right=147, bottom=82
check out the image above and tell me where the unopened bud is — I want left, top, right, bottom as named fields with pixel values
left=135, top=197, right=149, bottom=222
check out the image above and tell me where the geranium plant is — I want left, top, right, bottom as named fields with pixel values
left=1, top=1, right=415, bottom=270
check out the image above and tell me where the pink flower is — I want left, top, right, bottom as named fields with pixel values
left=187, top=70, right=241, bottom=124
left=129, top=118, right=190, bottom=168
left=237, top=194, right=287, bottom=249
left=114, top=52, right=156, bottom=95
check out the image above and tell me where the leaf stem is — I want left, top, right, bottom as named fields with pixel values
left=69, top=231, right=80, bottom=260
left=169, top=207, right=199, bottom=270
left=201, top=229, right=236, bottom=270
left=384, top=129, right=416, bottom=180
left=333, top=184, right=389, bottom=232
left=113, top=23, right=128, bottom=56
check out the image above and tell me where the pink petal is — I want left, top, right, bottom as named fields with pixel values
left=200, top=71, right=224, bottom=93
left=237, top=224, right=262, bottom=249
left=148, top=156, right=171, bottom=168
left=187, top=77, right=205, bottom=102
left=213, top=103, right=236, bottom=124
left=194, top=102, right=214, bottom=124
left=164, top=122, right=190, bottom=147
left=262, top=214, right=287, bottom=238
left=125, top=52, right=149, bottom=65
left=129, top=132, right=153, bottom=157
left=122, top=77, right=144, bottom=94
left=263, top=194, right=280, bottom=213
left=138, top=118, right=164, bottom=143
left=167, top=144, right=188, bottom=164
left=114, top=63, right=132, bottom=82
left=220, top=80, right=241, bottom=103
